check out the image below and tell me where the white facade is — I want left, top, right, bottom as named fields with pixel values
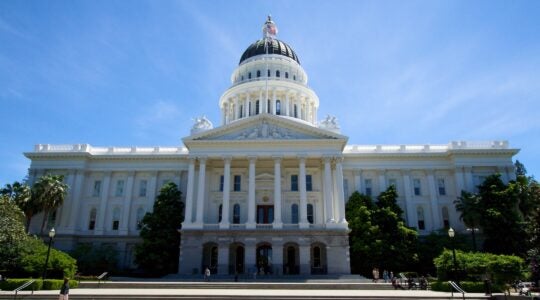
left=24, top=18, right=518, bottom=275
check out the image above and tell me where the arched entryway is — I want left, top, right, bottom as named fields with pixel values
left=256, top=243, right=272, bottom=275
left=311, top=242, right=327, bottom=274
left=201, top=242, right=218, bottom=274
left=283, top=243, right=299, bottom=275
left=229, top=243, right=245, bottom=275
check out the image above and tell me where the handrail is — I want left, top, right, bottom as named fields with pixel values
left=448, top=281, right=466, bottom=300
left=13, top=279, right=35, bottom=299
left=97, top=272, right=108, bottom=287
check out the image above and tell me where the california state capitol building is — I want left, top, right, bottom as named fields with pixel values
left=24, top=17, right=518, bottom=275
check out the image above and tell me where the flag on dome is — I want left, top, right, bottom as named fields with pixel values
left=263, top=15, right=278, bottom=40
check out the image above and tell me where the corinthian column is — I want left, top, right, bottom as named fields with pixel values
left=299, top=156, right=309, bottom=228
left=194, top=157, right=207, bottom=228
left=247, top=157, right=256, bottom=229
left=220, top=157, right=231, bottom=229
left=273, top=156, right=283, bottom=229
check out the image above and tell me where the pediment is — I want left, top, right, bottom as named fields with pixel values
left=184, top=114, right=347, bottom=142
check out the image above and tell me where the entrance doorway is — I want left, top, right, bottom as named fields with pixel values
left=284, top=243, right=299, bottom=274
left=201, top=243, right=218, bottom=274
left=256, top=244, right=272, bottom=274
left=257, top=205, right=274, bottom=224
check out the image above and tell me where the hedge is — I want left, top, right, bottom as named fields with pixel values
left=0, top=279, right=78, bottom=291
left=430, top=281, right=504, bottom=293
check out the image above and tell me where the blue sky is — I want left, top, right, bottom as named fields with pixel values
left=1, top=0, right=539, bottom=185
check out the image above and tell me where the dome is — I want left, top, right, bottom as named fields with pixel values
left=239, top=39, right=301, bottom=65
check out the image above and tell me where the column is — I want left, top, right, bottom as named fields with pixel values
left=94, top=171, right=112, bottom=235
left=244, top=239, right=257, bottom=274
left=427, top=171, right=441, bottom=230
left=271, top=239, right=284, bottom=275
left=67, top=170, right=85, bottom=233
left=299, top=244, right=310, bottom=275
left=184, top=157, right=196, bottom=226
left=147, top=171, right=158, bottom=210
left=334, top=158, right=347, bottom=224
left=244, top=93, right=250, bottom=118
left=285, top=92, right=290, bottom=116
left=221, top=106, right=226, bottom=125
left=464, top=166, right=473, bottom=191
left=454, top=166, right=465, bottom=196
left=217, top=242, right=230, bottom=275
left=323, top=157, right=335, bottom=223
left=194, top=157, right=207, bottom=227
left=234, top=95, right=239, bottom=120
left=273, top=156, right=283, bottom=229
left=59, top=171, right=76, bottom=229
left=247, top=157, right=256, bottom=229
left=378, top=169, right=386, bottom=194
left=259, top=90, right=263, bottom=114
left=299, top=156, right=309, bottom=228
left=220, top=157, right=231, bottom=229
left=402, top=170, right=416, bottom=228
left=120, top=171, right=135, bottom=235
left=272, top=89, right=277, bottom=115
left=354, top=170, right=363, bottom=194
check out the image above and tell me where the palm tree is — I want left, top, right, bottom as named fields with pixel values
left=454, top=191, right=481, bottom=251
left=31, top=174, right=69, bottom=235
left=1, top=181, right=36, bottom=232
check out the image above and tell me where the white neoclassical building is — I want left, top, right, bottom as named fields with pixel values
left=24, top=17, right=518, bottom=275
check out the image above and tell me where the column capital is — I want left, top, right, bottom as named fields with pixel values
left=297, top=154, right=307, bottom=162
left=222, top=156, right=232, bottom=163
left=272, top=155, right=283, bottom=162
left=197, top=156, right=208, bottom=163
left=426, top=169, right=436, bottom=176
left=401, top=169, right=411, bottom=176
left=188, top=155, right=197, bottom=162
left=247, top=156, right=257, bottom=163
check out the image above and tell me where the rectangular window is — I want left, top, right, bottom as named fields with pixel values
left=306, top=175, right=313, bottom=191
left=220, top=175, right=224, bottom=192
left=437, top=178, right=446, bottom=196
left=413, top=178, right=421, bottom=196
left=115, top=180, right=125, bottom=197
left=291, top=175, right=299, bottom=191
left=233, top=175, right=241, bottom=192
left=364, top=179, right=372, bottom=196
left=418, top=220, right=425, bottom=230
left=139, top=180, right=147, bottom=197
left=93, top=180, right=101, bottom=197
left=112, top=220, right=119, bottom=230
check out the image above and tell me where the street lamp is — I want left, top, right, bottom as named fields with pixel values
left=42, top=227, right=56, bottom=281
left=448, top=227, right=457, bottom=282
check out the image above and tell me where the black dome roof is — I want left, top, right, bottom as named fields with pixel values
left=239, top=39, right=300, bottom=65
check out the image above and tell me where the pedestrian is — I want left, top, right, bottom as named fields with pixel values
left=482, top=272, right=491, bottom=296
left=59, top=277, right=69, bottom=300
left=372, top=267, right=377, bottom=282
left=204, top=267, right=211, bottom=281
left=383, top=270, right=389, bottom=283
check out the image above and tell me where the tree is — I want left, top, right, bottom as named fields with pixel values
left=0, top=195, right=28, bottom=272
left=454, top=191, right=482, bottom=251
left=135, top=182, right=184, bottom=276
left=31, top=174, right=68, bottom=234
left=1, top=181, right=36, bottom=232
left=346, top=186, right=418, bottom=277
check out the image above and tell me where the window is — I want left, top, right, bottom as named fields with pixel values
left=313, top=246, right=321, bottom=267
left=93, top=180, right=101, bottom=197
left=442, top=207, right=450, bottom=229
left=233, top=175, right=241, bottom=191
left=293, top=75, right=296, bottom=80
left=249, top=102, right=252, bottom=116
left=257, top=70, right=261, bottom=77
left=267, top=99, right=271, bottom=113
left=276, top=100, right=281, bottom=115
left=294, top=105, right=298, bottom=118
left=438, top=178, right=446, bottom=196
left=364, top=179, right=372, bottom=196
left=417, top=206, right=425, bottom=230
left=115, top=180, right=124, bottom=197
left=388, top=179, right=397, bottom=188
left=240, top=105, right=243, bottom=118
left=112, top=207, right=120, bottom=230
left=139, top=180, right=147, bottom=197
left=218, top=204, right=223, bottom=222
left=307, top=204, right=314, bottom=224
left=136, top=207, right=145, bottom=230
left=306, top=175, right=313, bottom=191
left=267, top=69, right=270, bottom=77
left=413, top=178, right=421, bottom=196
left=248, top=72, right=251, bottom=79
left=233, top=204, right=240, bottom=224
left=276, top=70, right=280, bottom=77
left=219, top=175, right=224, bottom=192
left=291, top=175, right=299, bottom=191
left=241, top=75, right=244, bottom=81
left=88, top=208, right=96, bottom=230
left=291, top=204, right=299, bottom=224
left=257, top=205, right=274, bottom=224
left=256, top=100, right=260, bottom=115
left=285, top=72, right=289, bottom=79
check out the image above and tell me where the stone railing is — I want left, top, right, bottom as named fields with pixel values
left=344, top=141, right=509, bottom=154
left=32, top=144, right=188, bottom=155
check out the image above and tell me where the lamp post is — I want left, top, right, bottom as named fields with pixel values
left=42, top=227, right=56, bottom=281
left=448, top=227, right=457, bottom=282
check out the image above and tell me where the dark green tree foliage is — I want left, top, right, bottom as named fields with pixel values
left=71, top=243, right=118, bottom=274
left=135, top=182, right=184, bottom=276
left=15, top=237, right=77, bottom=278
left=0, top=195, right=28, bottom=272
left=1, top=181, right=35, bottom=232
left=454, top=191, right=482, bottom=250
left=346, top=186, right=418, bottom=276
left=477, top=174, right=526, bottom=256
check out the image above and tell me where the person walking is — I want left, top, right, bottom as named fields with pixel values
left=204, top=267, right=211, bottom=281
left=59, top=278, right=69, bottom=300
left=383, top=270, right=389, bottom=283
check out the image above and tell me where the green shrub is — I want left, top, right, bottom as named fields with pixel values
left=430, top=281, right=504, bottom=293
left=16, top=237, right=77, bottom=278
left=0, top=279, right=78, bottom=291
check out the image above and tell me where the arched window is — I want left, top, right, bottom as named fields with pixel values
left=442, top=207, right=450, bottom=229
left=313, top=246, right=321, bottom=268
left=136, top=207, right=145, bottom=230
left=257, top=70, right=261, bottom=77
left=285, top=72, right=289, bottom=79
left=293, top=75, right=296, bottom=80
left=417, top=206, right=425, bottom=230
left=248, top=72, right=252, bottom=79
left=291, top=204, right=299, bottom=224
left=112, top=207, right=120, bottom=230
left=267, top=69, right=271, bottom=77
left=239, top=105, right=243, bottom=118
left=276, top=100, right=281, bottom=115
left=248, top=102, right=252, bottom=116
left=294, top=105, right=298, bottom=118
left=276, top=70, right=280, bottom=77
left=256, top=100, right=260, bottom=115
left=88, top=208, right=96, bottom=230
left=233, top=204, right=240, bottom=224
left=307, top=204, right=314, bottom=224
left=218, top=204, right=223, bottom=222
